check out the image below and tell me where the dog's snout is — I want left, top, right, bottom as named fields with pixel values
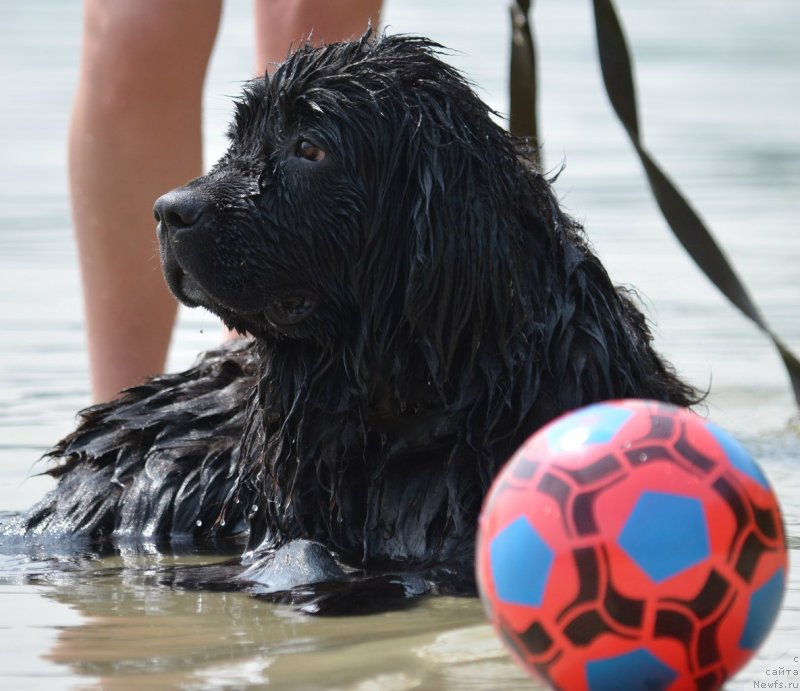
left=154, top=189, right=206, bottom=230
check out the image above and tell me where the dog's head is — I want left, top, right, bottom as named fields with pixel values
left=153, top=32, right=698, bottom=566
left=155, top=33, right=539, bottom=361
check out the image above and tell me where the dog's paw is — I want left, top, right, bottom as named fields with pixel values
left=238, top=539, right=346, bottom=593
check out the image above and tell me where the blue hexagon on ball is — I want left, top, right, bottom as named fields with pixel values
left=618, top=491, right=710, bottom=583
left=490, top=516, right=554, bottom=607
left=545, top=402, right=634, bottom=454
left=586, top=648, right=678, bottom=691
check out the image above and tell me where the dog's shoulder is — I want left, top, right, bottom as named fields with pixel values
left=11, top=339, right=260, bottom=547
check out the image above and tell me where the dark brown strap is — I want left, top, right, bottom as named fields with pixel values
left=509, top=0, right=800, bottom=407
left=508, top=0, right=540, bottom=166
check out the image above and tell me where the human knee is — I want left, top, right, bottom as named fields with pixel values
left=78, top=0, right=221, bottom=112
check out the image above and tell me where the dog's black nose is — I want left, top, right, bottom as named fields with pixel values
left=153, top=189, right=205, bottom=230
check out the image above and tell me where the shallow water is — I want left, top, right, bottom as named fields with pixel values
left=0, top=0, right=798, bottom=688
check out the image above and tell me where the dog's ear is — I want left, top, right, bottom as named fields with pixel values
left=392, top=82, right=533, bottom=384
left=350, top=37, right=552, bottom=393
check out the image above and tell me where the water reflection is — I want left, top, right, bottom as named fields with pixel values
left=27, top=555, right=529, bottom=689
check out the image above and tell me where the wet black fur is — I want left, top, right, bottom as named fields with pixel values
left=7, top=33, right=697, bottom=606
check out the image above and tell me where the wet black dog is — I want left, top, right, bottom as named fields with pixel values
left=8, top=33, right=696, bottom=611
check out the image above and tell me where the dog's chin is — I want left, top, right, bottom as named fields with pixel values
left=175, top=273, right=210, bottom=309
left=161, top=254, right=208, bottom=310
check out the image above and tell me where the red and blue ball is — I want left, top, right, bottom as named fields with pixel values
left=476, top=399, right=787, bottom=690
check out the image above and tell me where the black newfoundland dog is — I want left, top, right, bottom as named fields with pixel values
left=7, top=33, right=696, bottom=611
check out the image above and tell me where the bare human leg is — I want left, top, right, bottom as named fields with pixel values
left=70, top=1, right=223, bottom=402
left=253, top=0, right=382, bottom=73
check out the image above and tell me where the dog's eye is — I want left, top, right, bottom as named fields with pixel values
left=295, top=140, right=325, bottom=162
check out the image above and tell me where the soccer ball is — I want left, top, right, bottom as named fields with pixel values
left=476, top=399, right=787, bottom=690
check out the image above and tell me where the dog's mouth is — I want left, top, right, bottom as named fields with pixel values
left=264, top=291, right=319, bottom=327
left=163, top=253, right=318, bottom=329
left=159, top=224, right=319, bottom=330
